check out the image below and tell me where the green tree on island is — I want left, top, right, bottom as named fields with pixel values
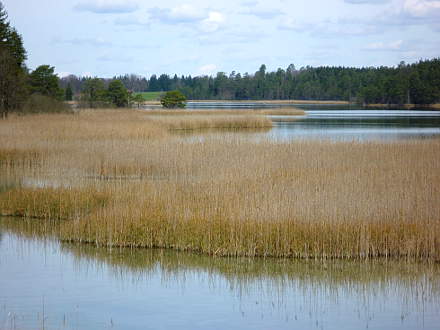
left=160, top=90, right=187, bottom=108
left=107, top=80, right=128, bottom=107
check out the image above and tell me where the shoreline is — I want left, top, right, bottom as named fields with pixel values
left=141, top=100, right=440, bottom=109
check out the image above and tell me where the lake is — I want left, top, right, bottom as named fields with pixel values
left=180, top=102, right=440, bottom=141
left=1, top=218, right=439, bottom=330
left=269, top=110, right=440, bottom=141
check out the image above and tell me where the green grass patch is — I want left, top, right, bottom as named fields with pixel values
left=133, top=92, right=164, bottom=101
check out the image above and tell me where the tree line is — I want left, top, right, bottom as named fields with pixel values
left=60, top=60, right=440, bottom=106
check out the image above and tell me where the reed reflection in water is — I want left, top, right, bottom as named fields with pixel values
left=1, top=218, right=439, bottom=330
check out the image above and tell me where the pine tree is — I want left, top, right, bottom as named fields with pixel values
left=0, top=1, right=27, bottom=118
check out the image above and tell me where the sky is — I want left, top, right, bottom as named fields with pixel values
left=2, top=0, right=440, bottom=78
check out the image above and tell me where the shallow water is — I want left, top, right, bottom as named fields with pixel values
left=1, top=218, right=439, bottom=330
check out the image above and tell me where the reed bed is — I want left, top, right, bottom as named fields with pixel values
left=0, top=111, right=439, bottom=260
left=148, top=114, right=273, bottom=130
left=0, top=187, right=109, bottom=219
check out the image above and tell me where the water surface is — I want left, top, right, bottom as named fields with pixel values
left=269, top=110, right=440, bottom=141
left=1, top=218, right=439, bottom=330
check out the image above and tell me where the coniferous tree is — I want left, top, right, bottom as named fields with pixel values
left=29, top=65, right=63, bottom=99
left=0, top=1, right=27, bottom=118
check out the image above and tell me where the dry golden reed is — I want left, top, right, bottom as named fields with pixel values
left=148, top=114, right=272, bottom=130
left=0, top=187, right=109, bottom=219
left=0, top=110, right=439, bottom=260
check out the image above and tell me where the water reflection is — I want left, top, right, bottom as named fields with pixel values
left=1, top=218, right=439, bottom=330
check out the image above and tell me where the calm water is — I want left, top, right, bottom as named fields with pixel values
left=1, top=218, right=440, bottom=330
left=176, top=103, right=440, bottom=141
left=269, top=110, right=440, bottom=141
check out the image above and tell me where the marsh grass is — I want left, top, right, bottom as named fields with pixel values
left=0, top=187, right=109, bottom=219
left=148, top=114, right=273, bottom=130
left=0, top=111, right=439, bottom=259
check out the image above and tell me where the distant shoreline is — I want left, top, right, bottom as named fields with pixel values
left=364, top=103, right=440, bottom=110
left=140, top=100, right=440, bottom=109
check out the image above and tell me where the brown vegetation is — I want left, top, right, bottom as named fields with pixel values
left=0, top=110, right=439, bottom=260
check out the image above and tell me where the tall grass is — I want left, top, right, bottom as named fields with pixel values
left=0, top=111, right=439, bottom=260
left=148, top=114, right=272, bottom=130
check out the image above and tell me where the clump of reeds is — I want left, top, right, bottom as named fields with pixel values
left=58, top=192, right=439, bottom=260
left=148, top=114, right=273, bottom=130
left=0, top=187, right=109, bottom=220
left=0, top=148, right=42, bottom=168
left=257, top=108, right=305, bottom=116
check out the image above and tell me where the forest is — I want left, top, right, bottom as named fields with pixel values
left=60, top=59, right=440, bottom=105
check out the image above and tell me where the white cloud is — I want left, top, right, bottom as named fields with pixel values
left=402, top=0, right=440, bottom=18
left=148, top=5, right=226, bottom=33
left=196, top=64, right=218, bottom=76
left=364, top=40, right=403, bottom=51
left=148, top=4, right=205, bottom=24
left=200, top=11, right=225, bottom=32
left=241, top=8, right=284, bottom=19
left=74, top=0, right=139, bottom=14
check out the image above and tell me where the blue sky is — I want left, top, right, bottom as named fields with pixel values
left=2, top=0, right=440, bottom=77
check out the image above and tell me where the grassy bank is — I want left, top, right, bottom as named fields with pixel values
left=0, top=110, right=439, bottom=260
left=133, top=91, right=163, bottom=101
